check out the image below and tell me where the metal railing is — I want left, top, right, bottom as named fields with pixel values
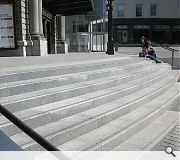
left=152, top=42, right=179, bottom=68
left=0, top=104, right=59, bottom=151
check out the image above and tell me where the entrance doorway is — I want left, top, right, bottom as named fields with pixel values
left=42, top=9, right=55, bottom=54
left=116, top=30, right=128, bottom=44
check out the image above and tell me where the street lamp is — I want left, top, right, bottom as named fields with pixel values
left=106, top=0, right=114, bottom=55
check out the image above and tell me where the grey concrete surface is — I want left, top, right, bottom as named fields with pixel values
left=0, top=51, right=179, bottom=151
left=0, top=63, right=165, bottom=136
left=0, top=48, right=179, bottom=70
left=0, top=61, right=147, bottom=98
left=113, top=111, right=178, bottom=151
left=0, top=52, right=125, bottom=71
left=7, top=65, right=173, bottom=149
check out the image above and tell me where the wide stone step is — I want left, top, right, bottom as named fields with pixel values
left=0, top=63, right=163, bottom=113
left=0, top=61, right=150, bottom=98
left=56, top=86, right=178, bottom=151
left=0, top=57, right=137, bottom=84
left=9, top=69, right=176, bottom=150
left=113, top=111, right=179, bottom=151
left=0, top=64, right=169, bottom=136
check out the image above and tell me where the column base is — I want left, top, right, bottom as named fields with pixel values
left=0, top=41, right=32, bottom=57
left=56, top=41, right=68, bottom=54
left=31, top=38, right=48, bottom=56
left=16, top=41, right=29, bottom=57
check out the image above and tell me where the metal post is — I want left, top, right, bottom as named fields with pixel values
left=106, top=0, right=114, bottom=55
left=172, top=49, right=174, bottom=67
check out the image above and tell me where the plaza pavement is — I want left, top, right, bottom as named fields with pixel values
left=0, top=47, right=179, bottom=71
left=0, top=52, right=125, bottom=71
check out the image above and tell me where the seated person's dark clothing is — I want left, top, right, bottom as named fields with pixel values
left=148, top=47, right=157, bottom=58
left=146, top=47, right=161, bottom=63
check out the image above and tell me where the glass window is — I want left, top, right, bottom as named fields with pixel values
left=117, top=4, right=125, bottom=16
left=136, top=4, right=143, bottom=17
left=150, top=4, right=157, bottom=16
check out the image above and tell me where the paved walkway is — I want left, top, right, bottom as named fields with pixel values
left=0, top=52, right=129, bottom=71
left=153, top=122, right=180, bottom=151
left=0, top=47, right=179, bottom=70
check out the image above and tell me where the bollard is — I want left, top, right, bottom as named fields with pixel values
left=172, top=50, right=174, bottom=68
left=115, top=42, right=118, bottom=51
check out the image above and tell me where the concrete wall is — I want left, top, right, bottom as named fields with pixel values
left=113, top=0, right=180, bottom=18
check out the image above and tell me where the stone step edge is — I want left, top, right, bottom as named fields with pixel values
left=147, top=118, right=179, bottom=151
left=18, top=74, right=175, bottom=149
left=2, top=65, right=165, bottom=115
left=2, top=72, right=174, bottom=141
left=1, top=63, right=164, bottom=105
left=0, top=61, right=151, bottom=98
left=0, top=63, right=168, bottom=124
left=0, top=57, right=135, bottom=75
left=86, top=91, right=179, bottom=151
left=113, top=110, right=179, bottom=151
left=0, top=60, right=148, bottom=89
left=0, top=57, right=138, bottom=84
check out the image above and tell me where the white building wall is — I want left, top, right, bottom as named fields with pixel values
left=113, top=0, right=180, bottom=18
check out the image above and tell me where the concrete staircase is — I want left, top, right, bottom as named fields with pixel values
left=0, top=56, right=179, bottom=151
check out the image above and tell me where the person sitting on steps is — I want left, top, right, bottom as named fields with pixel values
left=139, top=39, right=162, bottom=63
left=146, top=41, right=162, bottom=63
left=139, top=39, right=149, bottom=57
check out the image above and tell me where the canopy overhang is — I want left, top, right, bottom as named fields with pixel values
left=42, top=0, right=95, bottom=16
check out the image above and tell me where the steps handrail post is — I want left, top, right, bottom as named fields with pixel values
left=172, top=49, right=174, bottom=68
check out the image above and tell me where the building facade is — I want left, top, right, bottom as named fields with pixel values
left=112, top=0, right=180, bottom=44
left=0, top=0, right=102, bottom=57
left=65, top=12, right=108, bottom=52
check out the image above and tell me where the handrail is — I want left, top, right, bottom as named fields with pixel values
left=152, top=42, right=179, bottom=67
left=0, top=104, right=59, bottom=151
left=152, top=42, right=178, bottom=51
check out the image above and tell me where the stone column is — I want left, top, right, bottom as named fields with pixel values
left=29, top=0, right=39, bottom=37
left=51, top=16, right=56, bottom=54
left=38, top=0, right=44, bottom=36
left=55, top=15, right=68, bottom=54
left=25, top=0, right=33, bottom=56
left=29, top=0, right=47, bottom=56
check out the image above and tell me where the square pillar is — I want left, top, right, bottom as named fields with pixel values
left=29, top=0, right=47, bottom=56
left=55, top=15, right=68, bottom=54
